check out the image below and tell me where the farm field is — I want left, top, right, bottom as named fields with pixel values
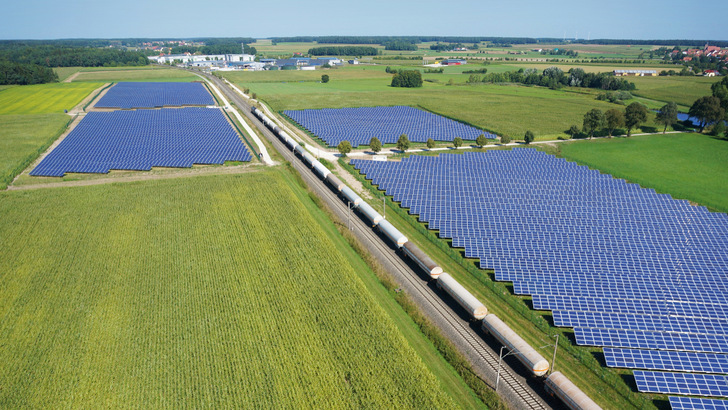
left=0, top=169, right=471, bottom=408
left=557, top=133, right=728, bottom=213
left=629, top=75, right=721, bottom=108
left=0, top=82, right=102, bottom=114
left=0, top=113, right=71, bottom=189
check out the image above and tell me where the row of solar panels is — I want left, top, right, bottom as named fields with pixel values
left=284, top=106, right=495, bottom=147
left=350, top=148, right=728, bottom=404
left=31, top=108, right=251, bottom=177
left=95, top=82, right=214, bottom=109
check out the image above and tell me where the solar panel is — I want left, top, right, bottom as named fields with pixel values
left=575, top=328, right=728, bottom=354
left=283, top=106, right=494, bottom=147
left=670, top=396, right=728, bottom=410
left=96, top=82, right=214, bottom=108
left=634, top=370, right=728, bottom=397
left=31, top=108, right=251, bottom=177
left=351, top=148, right=728, bottom=399
left=605, top=348, right=728, bottom=373
left=554, top=311, right=728, bottom=335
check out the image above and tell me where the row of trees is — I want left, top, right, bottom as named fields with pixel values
left=338, top=133, right=501, bottom=156
left=1, top=46, right=149, bottom=67
left=462, top=67, right=635, bottom=91
left=0, top=61, right=58, bottom=85
left=170, top=43, right=257, bottom=55
left=307, top=46, right=377, bottom=56
left=383, top=41, right=418, bottom=51
left=581, top=102, right=654, bottom=139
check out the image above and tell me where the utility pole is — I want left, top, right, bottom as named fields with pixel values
left=348, top=202, right=351, bottom=230
left=550, top=334, right=559, bottom=375
left=382, top=197, right=386, bottom=218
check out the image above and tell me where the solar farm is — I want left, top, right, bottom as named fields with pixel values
left=352, top=148, right=728, bottom=407
left=95, top=81, right=215, bottom=108
left=283, top=106, right=495, bottom=147
left=30, top=82, right=251, bottom=177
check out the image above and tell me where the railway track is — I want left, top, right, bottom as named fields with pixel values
left=202, top=71, right=553, bottom=410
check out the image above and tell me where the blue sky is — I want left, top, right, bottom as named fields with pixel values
left=2, top=0, right=726, bottom=41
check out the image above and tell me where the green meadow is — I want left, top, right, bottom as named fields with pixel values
left=71, top=67, right=198, bottom=82
left=0, top=82, right=102, bottom=114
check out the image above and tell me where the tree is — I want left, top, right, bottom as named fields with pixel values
left=396, top=134, right=410, bottom=151
left=321, top=74, right=329, bottom=83
left=391, top=70, right=422, bottom=88
left=369, top=137, right=381, bottom=153
left=476, top=134, right=487, bottom=147
left=337, top=140, right=352, bottom=156
left=500, top=134, right=511, bottom=144
left=711, top=76, right=728, bottom=112
left=567, top=125, right=580, bottom=138
left=625, top=102, right=649, bottom=137
left=655, top=102, right=678, bottom=134
left=582, top=109, right=605, bottom=139
left=523, top=130, right=535, bottom=144
left=689, top=96, right=725, bottom=132
left=426, top=138, right=435, bottom=149
left=453, top=137, right=463, bottom=148
left=710, top=121, right=726, bottom=137
left=604, top=108, right=625, bottom=137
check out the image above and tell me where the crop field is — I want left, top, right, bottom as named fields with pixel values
left=0, top=169, right=462, bottom=408
left=0, top=113, right=71, bottom=189
left=630, top=75, right=721, bottom=108
left=557, top=133, right=728, bottom=212
left=0, top=82, right=102, bottom=114
left=71, top=68, right=198, bottom=82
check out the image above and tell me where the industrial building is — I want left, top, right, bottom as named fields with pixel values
left=613, top=69, right=657, bottom=77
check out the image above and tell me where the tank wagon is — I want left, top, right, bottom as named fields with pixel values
left=437, top=273, right=488, bottom=320
left=545, top=372, right=602, bottom=410
left=482, top=314, right=550, bottom=376
left=402, top=242, right=442, bottom=278
left=250, top=106, right=598, bottom=409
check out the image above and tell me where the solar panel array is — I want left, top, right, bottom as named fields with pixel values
left=350, top=148, right=728, bottom=405
left=283, top=106, right=495, bottom=147
left=670, top=397, right=728, bottom=410
left=31, top=108, right=251, bottom=177
left=634, top=371, right=728, bottom=397
left=95, top=82, right=214, bottom=109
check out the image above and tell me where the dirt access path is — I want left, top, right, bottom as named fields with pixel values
left=8, top=163, right=265, bottom=191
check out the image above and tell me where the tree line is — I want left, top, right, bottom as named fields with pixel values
left=0, top=61, right=58, bottom=85
left=308, top=46, right=378, bottom=56
left=463, top=67, right=635, bottom=91
left=170, top=43, right=257, bottom=55
left=1, top=45, right=149, bottom=68
left=688, top=76, right=728, bottom=135
left=383, top=41, right=418, bottom=51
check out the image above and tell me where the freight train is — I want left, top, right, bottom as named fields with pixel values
left=250, top=106, right=601, bottom=410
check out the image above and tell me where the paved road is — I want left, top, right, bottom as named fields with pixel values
left=195, top=69, right=559, bottom=410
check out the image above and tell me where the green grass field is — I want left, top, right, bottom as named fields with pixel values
left=227, top=68, right=635, bottom=139
left=71, top=68, right=198, bottom=82
left=0, top=114, right=71, bottom=190
left=0, top=169, right=471, bottom=408
left=557, top=133, right=728, bottom=212
left=630, top=75, right=721, bottom=108
left=0, top=83, right=102, bottom=114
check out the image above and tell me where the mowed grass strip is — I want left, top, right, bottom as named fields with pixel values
left=558, top=133, right=728, bottom=212
left=0, top=83, right=102, bottom=114
left=0, top=113, right=71, bottom=189
left=0, top=170, right=456, bottom=409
